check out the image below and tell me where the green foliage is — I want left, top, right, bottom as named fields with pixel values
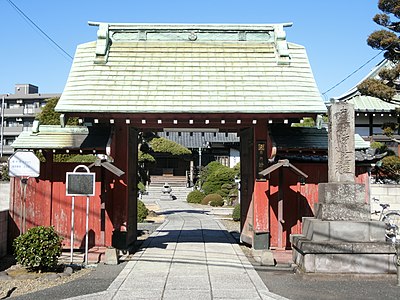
left=201, top=193, right=221, bottom=205
left=138, top=181, right=146, bottom=193
left=202, top=166, right=236, bottom=195
left=232, top=163, right=240, bottom=175
left=380, top=155, right=400, bottom=182
left=358, top=0, right=400, bottom=103
left=199, top=161, right=224, bottom=183
left=36, top=98, right=78, bottom=125
left=371, top=141, right=395, bottom=156
left=382, top=122, right=399, bottom=137
left=53, top=154, right=97, bottom=163
left=13, top=226, right=62, bottom=271
left=357, top=78, right=396, bottom=103
left=150, top=137, right=191, bottom=155
left=138, top=150, right=156, bottom=163
left=291, top=117, right=315, bottom=127
left=219, top=183, right=234, bottom=198
left=371, top=141, right=386, bottom=150
left=137, top=200, right=149, bottom=223
left=232, top=204, right=240, bottom=221
left=202, top=194, right=224, bottom=207
left=0, top=164, right=10, bottom=181
left=186, top=189, right=205, bottom=204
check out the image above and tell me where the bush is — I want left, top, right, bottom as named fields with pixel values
left=137, top=200, right=149, bottom=222
left=232, top=204, right=240, bottom=221
left=200, top=161, right=224, bottom=182
left=380, top=155, right=400, bottom=182
left=219, top=183, right=234, bottom=198
left=13, top=226, right=62, bottom=271
left=202, top=166, right=236, bottom=195
left=187, top=190, right=205, bottom=204
left=201, top=193, right=223, bottom=206
left=0, top=163, right=9, bottom=181
left=209, top=195, right=224, bottom=207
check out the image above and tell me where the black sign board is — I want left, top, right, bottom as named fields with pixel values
left=66, top=172, right=95, bottom=196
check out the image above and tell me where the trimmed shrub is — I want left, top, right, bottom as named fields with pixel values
left=137, top=200, right=149, bottom=222
left=232, top=204, right=240, bottom=221
left=150, top=137, right=191, bottom=155
left=187, top=190, right=205, bottom=204
left=219, top=183, right=234, bottom=198
left=200, top=161, right=224, bottom=182
left=202, top=166, right=236, bottom=195
left=13, top=226, right=63, bottom=271
left=201, top=193, right=224, bottom=205
left=210, top=199, right=224, bottom=207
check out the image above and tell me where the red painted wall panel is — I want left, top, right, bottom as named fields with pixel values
left=8, top=162, right=111, bottom=250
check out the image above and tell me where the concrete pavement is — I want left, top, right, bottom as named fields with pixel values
left=67, top=198, right=286, bottom=300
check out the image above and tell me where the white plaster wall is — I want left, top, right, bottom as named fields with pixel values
left=229, top=148, right=240, bottom=168
left=370, top=184, right=400, bottom=220
left=0, top=182, right=10, bottom=257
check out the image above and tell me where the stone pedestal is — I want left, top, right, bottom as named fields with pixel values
left=160, top=183, right=174, bottom=200
left=291, top=218, right=396, bottom=273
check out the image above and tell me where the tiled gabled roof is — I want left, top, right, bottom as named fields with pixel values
left=11, top=125, right=110, bottom=152
left=56, top=23, right=326, bottom=115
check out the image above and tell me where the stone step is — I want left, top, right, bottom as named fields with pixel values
left=150, top=176, right=188, bottom=187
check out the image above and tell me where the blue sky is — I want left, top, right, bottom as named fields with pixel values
left=0, top=0, right=383, bottom=100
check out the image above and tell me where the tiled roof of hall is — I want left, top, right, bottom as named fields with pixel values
left=55, top=22, right=326, bottom=115
left=334, top=59, right=400, bottom=112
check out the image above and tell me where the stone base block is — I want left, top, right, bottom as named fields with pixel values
left=293, top=250, right=396, bottom=274
left=296, top=218, right=385, bottom=243
left=318, top=182, right=369, bottom=221
left=104, top=247, right=119, bottom=265
left=252, top=249, right=275, bottom=266
left=160, top=193, right=174, bottom=201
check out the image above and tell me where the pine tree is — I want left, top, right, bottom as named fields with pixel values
left=358, top=0, right=400, bottom=103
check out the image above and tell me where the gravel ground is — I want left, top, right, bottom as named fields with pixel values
left=0, top=257, right=91, bottom=299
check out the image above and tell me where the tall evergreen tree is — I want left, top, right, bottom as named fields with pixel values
left=358, top=0, right=400, bottom=104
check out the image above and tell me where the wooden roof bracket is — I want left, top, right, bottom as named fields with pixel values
left=259, top=159, right=308, bottom=182
left=274, top=24, right=291, bottom=66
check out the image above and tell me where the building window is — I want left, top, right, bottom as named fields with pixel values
left=216, top=156, right=229, bottom=167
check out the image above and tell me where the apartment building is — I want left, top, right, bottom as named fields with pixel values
left=0, top=84, right=60, bottom=157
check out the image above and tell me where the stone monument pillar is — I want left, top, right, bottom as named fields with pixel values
left=291, top=101, right=395, bottom=274
left=316, top=102, right=369, bottom=221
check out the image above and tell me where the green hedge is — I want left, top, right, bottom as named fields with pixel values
left=232, top=204, right=240, bottom=221
left=138, top=200, right=149, bottom=222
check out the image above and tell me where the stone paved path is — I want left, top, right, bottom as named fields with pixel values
left=68, top=197, right=287, bottom=299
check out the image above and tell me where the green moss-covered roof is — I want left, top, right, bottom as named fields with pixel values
left=56, top=23, right=326, bottom=115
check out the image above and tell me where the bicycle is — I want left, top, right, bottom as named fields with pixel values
left=372, top=197, right=400, bottom=244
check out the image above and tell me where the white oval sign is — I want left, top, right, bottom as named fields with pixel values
left=8, top=151, right=40, bottom=177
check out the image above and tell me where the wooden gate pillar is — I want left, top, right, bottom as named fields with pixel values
left=109, top=125, right=138, bottom=249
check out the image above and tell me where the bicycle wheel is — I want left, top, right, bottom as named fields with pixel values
left=382, top=211, right=400, bottom=243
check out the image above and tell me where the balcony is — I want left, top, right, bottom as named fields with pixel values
left=4, top=107, right=24, bottom=117
left=3, top=126, right=24, bottom=135
left=1, top=145, right=14, bottom=155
